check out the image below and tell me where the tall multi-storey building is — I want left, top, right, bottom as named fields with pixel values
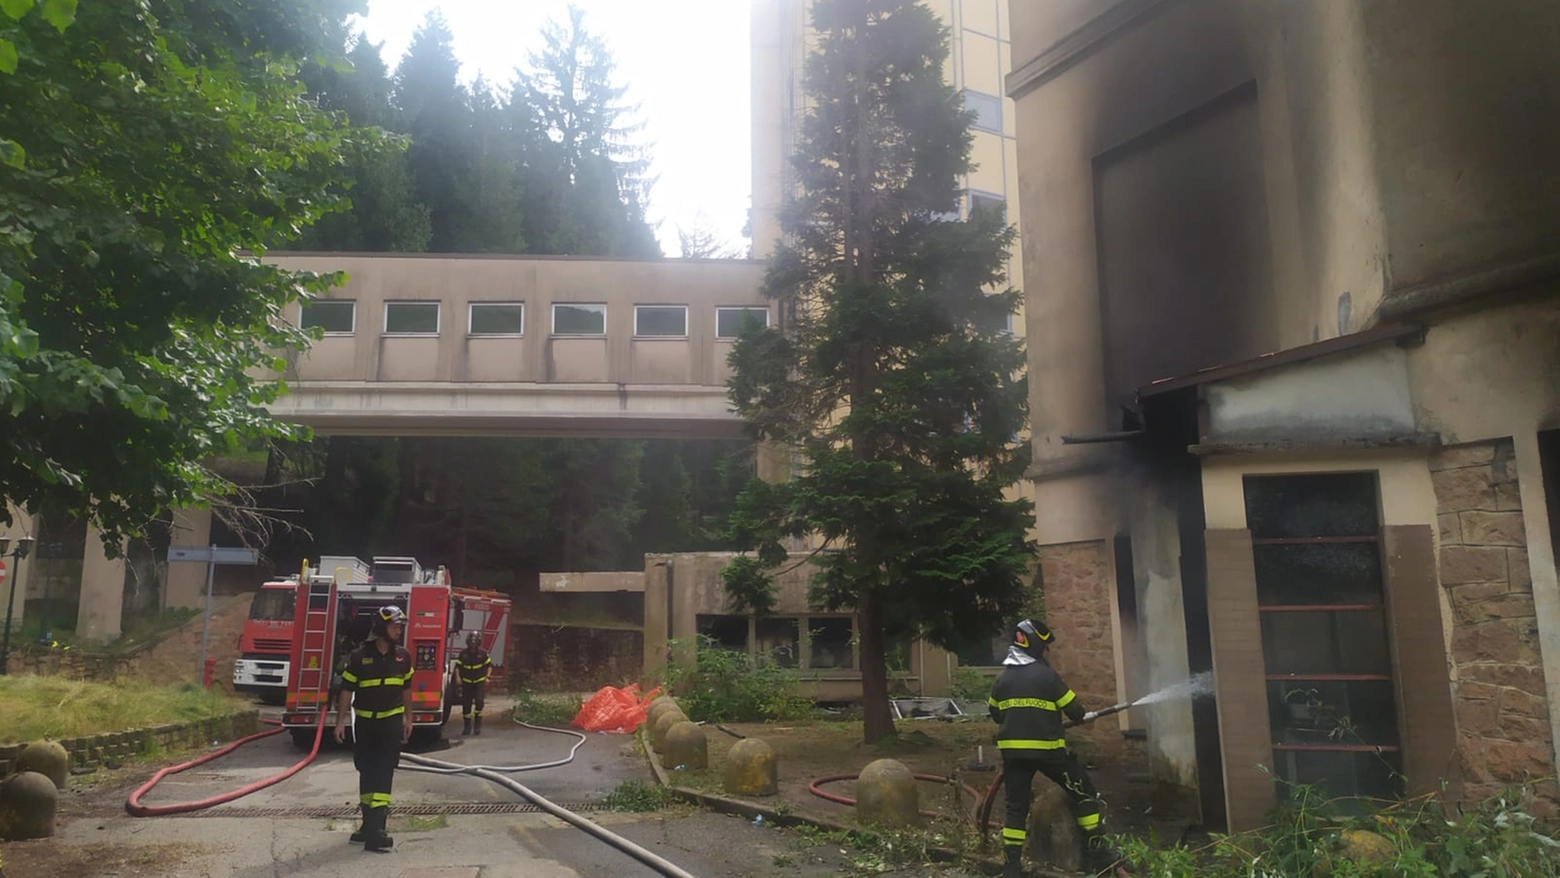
left=750, top=0, right=1024, bottom=325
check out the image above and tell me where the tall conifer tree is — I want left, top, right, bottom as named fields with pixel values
left=722, top=0, right=1034, bottom=742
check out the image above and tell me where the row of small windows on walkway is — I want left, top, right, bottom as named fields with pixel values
left=299, top=300, right=772, bottom=340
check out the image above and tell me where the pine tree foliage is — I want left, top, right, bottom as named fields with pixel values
left=516, top=3, right=659, bottom=257
left=721, top=0, right=1035, bottom=743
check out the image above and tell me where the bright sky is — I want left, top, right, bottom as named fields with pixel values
left=353, top=1, right=751, bottom=257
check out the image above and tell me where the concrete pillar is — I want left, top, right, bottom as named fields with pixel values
left=0, top=506, right=34, bottom=641
left=75, top=524, right=126, bottom=642
left=165, top=507, right=213, bottom=610
left=1512, top=432, right=1560, bottom=776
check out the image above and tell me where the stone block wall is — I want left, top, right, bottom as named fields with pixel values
left=1432, top=439, right=1558, bottom=814
left=10, top=644, right=135, bottom=681
left=0, top=709, right=260, bottom=775
left=1037, top=540, right=1129, bottom=764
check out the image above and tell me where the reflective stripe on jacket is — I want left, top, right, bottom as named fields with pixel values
left=458, top=647, right=492, bottom=685
left=988, top=658, right=1086, bottom=752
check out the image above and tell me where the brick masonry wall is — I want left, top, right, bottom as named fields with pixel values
left=509, top=623, right=644, bottom=693
left=0, top=709, right=260, bottom=776
left=1432, top=439, right=1558, bottom=814
left=1037, top=540, right=1131, bottom=764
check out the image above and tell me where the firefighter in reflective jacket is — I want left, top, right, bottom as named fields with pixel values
left=457, top=631, right=492, bottom=736
left=335, top=605, right=413, bottom=853
left=988, top=619, right=1120, bottom=876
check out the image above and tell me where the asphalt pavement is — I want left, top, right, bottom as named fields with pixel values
left=5, top=700, right=984, bottom=877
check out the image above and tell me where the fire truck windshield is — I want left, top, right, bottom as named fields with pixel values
left=249, top=588, right=296, bottom=622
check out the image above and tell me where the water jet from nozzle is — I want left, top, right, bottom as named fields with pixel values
left=1130, top=671, right=1215, bottom=707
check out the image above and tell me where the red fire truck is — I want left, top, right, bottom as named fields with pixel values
left=231, top=578, right=298, bottom=705
left=279, top=556, right=511, bottom=748
left=232, top=556, right=369, bottom=705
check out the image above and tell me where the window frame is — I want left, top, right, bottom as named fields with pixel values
left=962, top=88, right=1003, bottom=134
left=632, top=304, right=690, bottom=339
left=467, top=302, right=526, bottom=337
left=1243, top=471, right=1405, bottom=800
left=715, top=306, right=771, bottom=340
left=968, top=190, right=1008, bottom=224
left=299, top=299, right=356, bottom=336
left=551, top=302, right=608, bottom=337
left=381, top=300, right=441, bottom=337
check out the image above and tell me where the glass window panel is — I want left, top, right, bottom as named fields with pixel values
left=469, top=303, right=524, bottom=335
left=1260, top=610, right=1392, bottom=676
left=1254, top=543, right=1386, bottom=606
left=384, top=301, right=439, bottom=334
left=963, top=89, right=1002, bottom=133
left=553, top=303, right=606, bottom=335
left=300, top=300, right=355, bottom=333
left=1273, top=749, right=1404, bottom=803
left=1267, top=680, right=1400, bottom=748
left=716, top=307, right=770, bottom=339
left=635, top=305, right=687, bottom=337
left=969, top=192, right=1007, bottom=223
left=755, top=616, right=800, bottom=668
left=696, top=614, right=748, bottom=651
left=1244, top=473, right=1380, bottom=538
left=808, top=617, right=855, bottom=669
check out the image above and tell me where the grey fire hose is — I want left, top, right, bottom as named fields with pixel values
left=399, top=749, right=699, bottom=878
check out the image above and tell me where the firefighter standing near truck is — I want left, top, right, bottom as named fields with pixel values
left=457, top=631, right=492, bottom=736
left=988, top=619, right=1122, bottom=877
left=334, top=605, right=413, bottom=853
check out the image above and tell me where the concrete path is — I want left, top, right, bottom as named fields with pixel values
left=3, top=700, right=983, bottom=877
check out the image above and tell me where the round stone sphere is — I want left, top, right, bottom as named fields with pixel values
left=651, top=709, right=689, bottom=751
left=0, top=771, right=58, bottom=840
left=16, top=740, right=69, bottom=790
left=855, top=758, right=919, bottom=828
left=722, top=737, right=779, bottom=796
left=661, top=721, right=708, bottom=770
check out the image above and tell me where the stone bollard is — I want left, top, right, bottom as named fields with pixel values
left=16, top=741, right=69, bottom=791
left=645, top=696, right=680, bottom=731
left=1026, top=775, right=1083, bottom=872
left=855, top=758, right=919, bottom=828
left=651, top=710, right=689, bottom=752
left=0, top=772, right=58, bottom=840
left=723, top=737, right=779, bottom=796
left=662, top=721, right=708, bottom=770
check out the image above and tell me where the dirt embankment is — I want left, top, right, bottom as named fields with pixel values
left=126, top=594, right=255, bottom=693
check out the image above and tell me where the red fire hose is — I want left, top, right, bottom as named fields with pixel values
left=807, top=772, right=986, bottom=820
left=125, top=711, right=328, bottom=817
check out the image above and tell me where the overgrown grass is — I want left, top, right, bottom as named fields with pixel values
left=0, top=674, right=249, bottom=743
left=510, top=689, right=584, bottom=727
left=654, top=638, right=814, bottom=722
left=600, top=779, right=676, bottom=812
left=1116, top=781, right=1560, bottom=877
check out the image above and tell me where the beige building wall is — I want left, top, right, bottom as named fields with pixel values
left=1007, top=0, right=1560, bottom=830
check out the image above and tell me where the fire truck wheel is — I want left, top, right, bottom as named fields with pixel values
left=260, top=691, right=287, bottom=707
left=290, top=728, right=317, bottom=750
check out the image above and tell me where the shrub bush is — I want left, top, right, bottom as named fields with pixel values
left=656, top=638, right=813, bottom=723
left=1116, top=781, right=1560, bottom=878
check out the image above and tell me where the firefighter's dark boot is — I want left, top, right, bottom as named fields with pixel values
left=461, top=716, right=472, bottom=736
left=1083, top=836, right=1125, bottom=875
left=348, top=804, right=367, bottom=843
left=1003, top=844, right=1024, bottom=878
left=473, top=714, right=482, bottom=736
left=363, top=807, right=394, bottom=853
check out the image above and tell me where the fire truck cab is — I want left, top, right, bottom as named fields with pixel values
left=232, top=578, right=299, bottom=704
left=280, top=555, right=511, bottom=749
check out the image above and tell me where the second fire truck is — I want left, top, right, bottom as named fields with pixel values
left=279, top=555, right=511, bottom=748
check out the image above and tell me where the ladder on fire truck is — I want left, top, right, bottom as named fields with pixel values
left=293, top=575, right=339, bottom=714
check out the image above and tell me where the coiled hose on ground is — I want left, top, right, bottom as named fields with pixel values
left=125, top=712, right=326, bottom=817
